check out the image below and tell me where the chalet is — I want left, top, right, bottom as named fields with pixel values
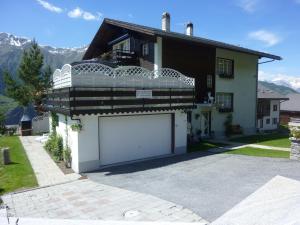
left=257, top=83, right=288, bottom=131
left=45, top=13, right=281, bottom=172
left=280, top=93, right=300, bottom=124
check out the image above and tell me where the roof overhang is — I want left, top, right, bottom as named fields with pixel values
left=83, top=18, right=282, bottom=61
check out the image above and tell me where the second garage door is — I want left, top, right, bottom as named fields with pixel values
left=99, top=114, right=172, bottom=165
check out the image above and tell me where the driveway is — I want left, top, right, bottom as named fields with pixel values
left=86, top=151, right=300, bottom=222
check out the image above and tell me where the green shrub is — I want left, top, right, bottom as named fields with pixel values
left=44, top=134, right=56, bottom=152
left=52, top=135, right=63, bottom=161
left=44, top=134, right=63, bottom=161
left=63, top=146, right=72, bottom=168
left=290, top=127, right=300, bottom=139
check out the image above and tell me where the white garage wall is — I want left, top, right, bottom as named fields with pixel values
left=77, top=115, right=100, bottom=172
left=54, top=111, right=188, bottom=173
left=83, top=111, right=188, bottom=172
left=174, top=112, right=187, bottom=154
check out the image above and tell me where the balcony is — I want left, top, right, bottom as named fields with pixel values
left=46, top=62, right=195, bottom=116
left=101, top=49, right=138, bottom=66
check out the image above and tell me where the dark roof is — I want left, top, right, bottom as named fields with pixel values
left=84, top=18, right=281, bottom=60
left=280, top=93, right=300, bottom=112
left=257, top=83, right=289, bottom=100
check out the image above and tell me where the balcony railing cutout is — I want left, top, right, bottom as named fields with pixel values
left=52, top=62, right=195, bottom=90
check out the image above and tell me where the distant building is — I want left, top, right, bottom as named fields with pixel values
left=280, top=93, right=300, bottom=124
left=257, top=83, right=288, bottom=131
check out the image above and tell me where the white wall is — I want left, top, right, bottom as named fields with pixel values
left=258, top=100, right=280, bottom=131
left=212, top=48, right=258, bottom=137
left=54, top=114, right=80, bottom=173
left=154, top=37, right=162, bottom=70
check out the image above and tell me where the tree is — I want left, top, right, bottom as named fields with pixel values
left=4, top=40, right=52, bottom=109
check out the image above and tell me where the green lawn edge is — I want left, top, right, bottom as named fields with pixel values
left=0, top=136, right=38, bottom=195
left=230, top=133, right=291, bottom=148
left=224, top=147, right=290, bottom=158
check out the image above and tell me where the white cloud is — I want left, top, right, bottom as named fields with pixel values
left=237, top=0, right=258, bottom=13
left=68, top=7, right=102, bottom=21
left=36, top=0, right=62, bottom=13
left=259, top=70, right=300, bottom=92
left=248, top=30, right=281, bottom=47
left=128, top=13, right=134, bottom=18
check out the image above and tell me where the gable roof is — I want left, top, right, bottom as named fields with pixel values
left=257, top=83, right=289, bottom=100
left=281, top=93, right=300, bottom=112
left=83, top=18, right=282, bottom=60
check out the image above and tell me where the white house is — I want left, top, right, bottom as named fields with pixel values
left=46, top=63, right=195, bottom=173
left=257, top=83, right=288, bottom=131
left=45, top=13, right=281, bottom=172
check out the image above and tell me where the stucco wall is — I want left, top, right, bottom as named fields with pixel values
left=54, top=114, right=80, bottom=172
left=258, top=99, right=280, bottom=131
left=54, top=111, right=188, bottom=173
left=212, top=48, right=258, bottom=137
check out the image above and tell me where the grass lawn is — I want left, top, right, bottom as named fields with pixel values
left=225, top=147, right=290, bottom=158
left=0, top=136, right=37, bottom=195
left=230, top=133, right=291, bottom=148
left=188, top=141, right=228, bottom=153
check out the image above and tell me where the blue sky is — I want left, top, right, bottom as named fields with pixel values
left=1, top=0, right=300, bottom=88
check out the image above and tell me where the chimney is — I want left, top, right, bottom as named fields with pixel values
left=186, top=22, right=193, bottom=36
left=162, top=12, right=170, bottom=32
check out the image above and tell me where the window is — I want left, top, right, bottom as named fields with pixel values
left=266, top=118, right=270, bottom=124
left=216, top=58, right=234, bottom=78
left=259, top=119, right=263, bottom=128
left=216, top=93, right=233, bottom=112
left=142, top=43, right=149, bottom=56
left=207, top=74, right=213, bottom=88
left=113, top=38, right=130, bottom=51
left=273, top=104, right=278, bottom=111
left=273, top=118, right=278, bottom=125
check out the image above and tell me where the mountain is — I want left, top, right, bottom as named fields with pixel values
left=0, top=32, right=86, bottom=94
left=258, top=80, right=299, bottom=95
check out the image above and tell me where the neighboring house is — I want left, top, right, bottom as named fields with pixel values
left=44, top=13, right=281, bottom=173
left=257, top=83, right=288, bottom=131
left=280, top=93, right=300, bottom=124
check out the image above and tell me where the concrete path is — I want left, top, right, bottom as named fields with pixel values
left=1, top=179, right=208, bottom=224
left=19, top=136, right=80, bottom=187
left=212, top=176, right=300, bottom=225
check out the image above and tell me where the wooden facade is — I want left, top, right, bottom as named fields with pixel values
left=162, top=38, right=216, bottom=103
left=45, top=87, right=195, bottom=116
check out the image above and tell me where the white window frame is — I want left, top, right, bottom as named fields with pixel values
left=216, top=93, right=233, bottom=110
left=113, top=38, right=130, bottom=51
left=142, top=43, right=149, bottom=56
left=216, top=58, right=233, bottom=77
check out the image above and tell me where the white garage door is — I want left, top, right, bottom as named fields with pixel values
left=99, top=114, right=172, bottom=165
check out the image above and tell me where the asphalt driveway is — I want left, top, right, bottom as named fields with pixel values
left=86, top=151, right=300, bottom=222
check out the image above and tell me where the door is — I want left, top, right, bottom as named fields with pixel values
left=99, top=114, right=172, bottom=165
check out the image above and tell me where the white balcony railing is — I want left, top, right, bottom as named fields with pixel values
left=52, top=62, right=195, bottom=89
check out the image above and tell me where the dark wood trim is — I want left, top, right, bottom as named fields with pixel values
left=171, top=113, right=175, bottom=153
left=45, top=87, right=196, bottom=116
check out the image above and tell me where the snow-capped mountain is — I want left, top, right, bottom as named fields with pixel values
left=0, top=32, right=87, bottom=93
left=272, top=78, right=300, bottom=93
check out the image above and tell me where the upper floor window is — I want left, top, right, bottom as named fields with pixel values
left=216, top=58, right=234, bottom=78
left=113, top=38, right=130, bottom=52
left=273, top=104, right=278, bottom=111
left=207, top=74, right=213, bottom=88
left=216, top=92, right=233, bottom=112
left=142, top=43, right=149, bottom=56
